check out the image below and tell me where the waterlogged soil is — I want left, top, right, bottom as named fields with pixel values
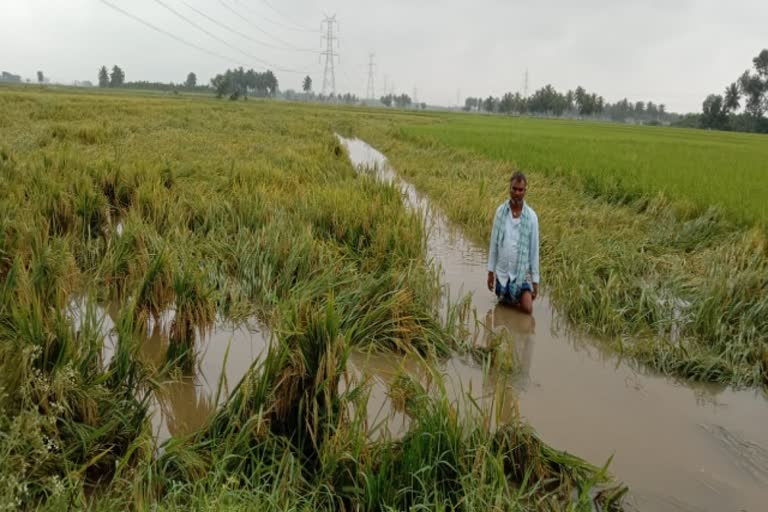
left=68, top=300, right=269, bottom=444
left=338, top=136, right=768, bottom=512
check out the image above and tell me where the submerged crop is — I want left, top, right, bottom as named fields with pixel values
left=0, top=87, right=620, bottom=510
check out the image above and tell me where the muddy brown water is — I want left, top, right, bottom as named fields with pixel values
left=69, top=301, right=270, bottom=445
left=338, top=136, right=768, bottom=512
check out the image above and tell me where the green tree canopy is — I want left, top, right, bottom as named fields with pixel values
left=701, top=94, right=728, bottom=130
left=302, top=75, right=312, bottom=93
left=185, top=72, right=197, bottom=88
left=109, top=65, right=125, bottom=87
left=98, top=66, right=109, bottom=88
left=210, top=68, right=279, bottom=100
left=724, top=82, right=740, bottom=113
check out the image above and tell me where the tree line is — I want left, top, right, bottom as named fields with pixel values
left=464, top=85, right=671, bottom=124
left=283, top=75, right=425, bottom=108
left=95, top=65, right=278, bottom=98
left=689, top=49, right=768, bottom=133
left=210, top=67, right=278, bottom=99
left=1, top=71, right=24, bottom=83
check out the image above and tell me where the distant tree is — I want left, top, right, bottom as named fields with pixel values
left=380, top=94, right=393, bottom=107
left=36, top=71, right=44, bottom=83
left=646, top=101, right=658, bottom=119
left=262, top=70, right=278, bottom=96
left=574, top=86, right=587, bottom=114
left=211, top=67, right=279, bottom=100
left=573, top=86, right=603, bottom=116
left=98, top=66, right=109, bottom=88
left=482, top=95, right=497, bottom=112
left=499, top=92, right=515, bottom=114
left=701, top=94, right=727, bottom=130
left=302, top=75, right=312, bottom=93
left=211, top=72, right=229, bottom=98
left=753, top=49, right=768, bottom=78
left=724, top=82, right=740, bottom=113
left=739, top=70, right=765, bottom=118
left=185, top=72, right=197, bottom=88
left=634, top=101, right=645, bottom=115
left=393, top=93, right=412, bottom=108
left=565, top=90, right=575, bottom=112
left=697, top=49, right=767, bottom=133
left=109, top=65, right=125, bottom=87
left=1, top=71, right=22, bottom=83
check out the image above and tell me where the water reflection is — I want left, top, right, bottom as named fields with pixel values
left=67, top=297, right=269, bottom=444
left=482, top=304, right=536, bottom=390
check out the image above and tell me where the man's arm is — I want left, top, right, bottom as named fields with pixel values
left=487, top=209, right=500, bottom=291
left=530, top=214, right=540, bottom=299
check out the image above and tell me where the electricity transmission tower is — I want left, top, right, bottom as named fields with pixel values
left=365, top=53, right=376, bottom=100
left=320, top=15, right=339, bottom=96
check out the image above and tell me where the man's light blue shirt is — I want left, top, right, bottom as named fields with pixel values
left=487, top=201, right=540, bottom=285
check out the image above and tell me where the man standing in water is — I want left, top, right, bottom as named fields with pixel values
left=487, top=171, right=540, bottom=315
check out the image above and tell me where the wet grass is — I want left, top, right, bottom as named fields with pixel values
left=350, top=120, right=768, bottom=388
left=0, top=89, right=620, bottom=509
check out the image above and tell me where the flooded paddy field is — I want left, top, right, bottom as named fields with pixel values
left=0, top=88, right=620, bottom=510
left=2, top=86, right=766, bottom=510
left=339, top=136, right=768, bottom=511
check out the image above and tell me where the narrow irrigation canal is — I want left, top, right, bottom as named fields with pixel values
left=338, top=136, right=768, bottom=512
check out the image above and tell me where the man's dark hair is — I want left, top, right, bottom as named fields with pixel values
left=510, top=171, right=527, bottom=186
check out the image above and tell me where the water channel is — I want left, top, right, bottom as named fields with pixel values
left=338, top=136, right=768, bottom=512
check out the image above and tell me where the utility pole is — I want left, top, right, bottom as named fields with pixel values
left=320, top=15, right=338, bottom=96
left=365, top=53, right=376, bottom=100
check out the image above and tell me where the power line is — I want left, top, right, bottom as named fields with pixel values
left=258, top=0, right=319, bottom=32
left=99, top=0, right=236, bottom=65
left=232, top=0, right=319, bottom=33
left=99, top=0, right=311, bottom=74
left=217, top=0, right=313, bottom=52
left=153, top=0, right=283, bottom=69
left=179, top=0, right=315, bottom=53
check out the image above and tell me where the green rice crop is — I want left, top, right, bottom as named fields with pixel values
left=401, top=114, right=768, bottom=227
left=351, top=118, right=768, bottom=387
left=0, top=87, right=620, bottom=509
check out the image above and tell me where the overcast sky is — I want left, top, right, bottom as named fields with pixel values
left=2, top=0, right=766, bottom=112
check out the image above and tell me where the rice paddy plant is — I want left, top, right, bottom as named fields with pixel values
left=166, top=263, right=217, bottom=372
left=0, top=281, right=150, bottom=508
left=148, top=297, right=620, bottom=511
left=355, top=122, right=768, bottom=387
left=402, top=115, right=768, bottom=227
left=0, top=88, right=623, bottom=509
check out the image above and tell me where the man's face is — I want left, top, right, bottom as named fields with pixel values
left=509, top=179, right=526, bottom=207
